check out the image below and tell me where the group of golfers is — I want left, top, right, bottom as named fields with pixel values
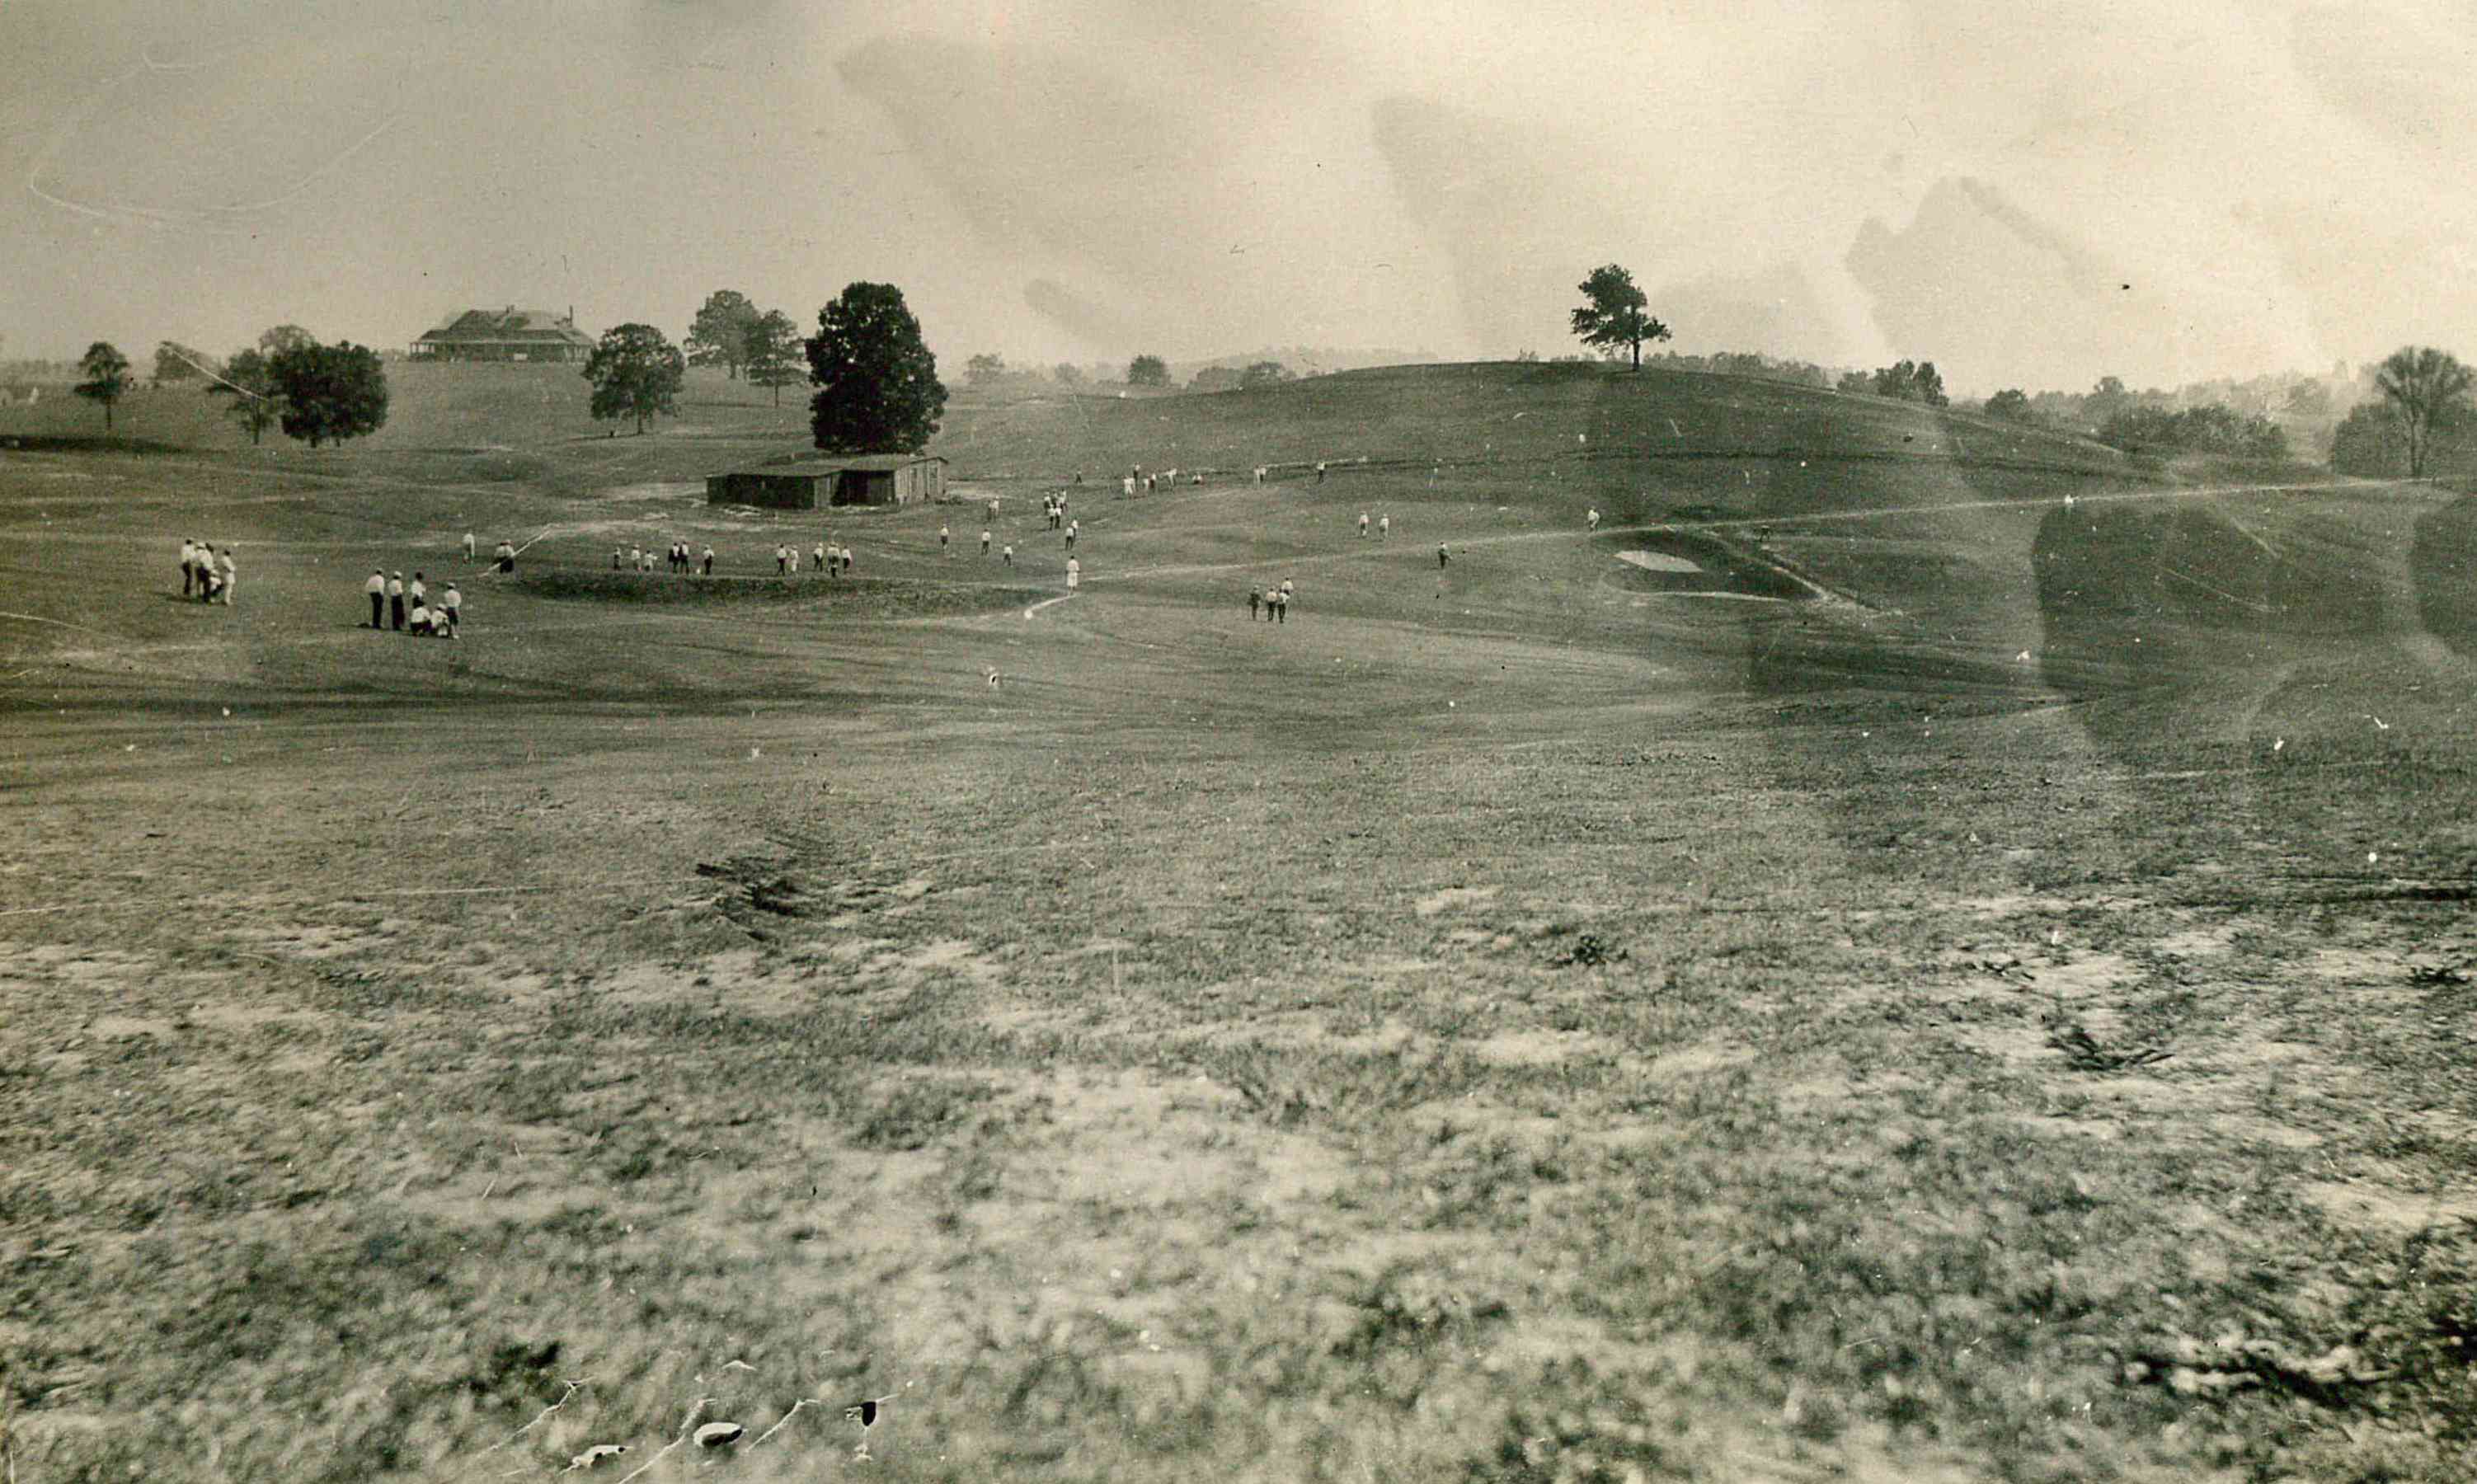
left=178, top=538, right=236, bottom=606
left=365, top=567, right=461, bottom=637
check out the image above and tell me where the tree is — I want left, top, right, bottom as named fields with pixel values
left=1983, top=388, right=2033, bottom=422
left=1126, top=355, right=1169, bottom=387
left=269, top=340, right=388, bottom=448
left=582, top=323, right=686, bottom=435
left=1835, top=369, right=1872, bottom=395
left=210, top=347, right=283, bottom=445
left=1569, top=264, right=1671, bottom=369
left=684, top=289, right=761, bottom=379
left=74, top=342, right=133, bottom=430
left=153, top=341, right=211, bottom=385
left=257, top=324, right=315, bottom=357
left=1053, top=362, right=1084, bottom=387
left=2330, top=402, right=2408, bottom=477
left=2085, top=374, right=2131, bottom=425
left=806, top=282, right=947, bottom=454
left=1868, top=359, right=1949, bottom=407
left=742, top=310, right=805, bottom=408
left=2375, top=345, right=2473, bottom=478
left=966, top=353, right=1008, bottom=385
left=1239, top=360, right=1295, bottom=390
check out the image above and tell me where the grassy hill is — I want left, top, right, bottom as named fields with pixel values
left=7, top=359, right=2477, bottom=1483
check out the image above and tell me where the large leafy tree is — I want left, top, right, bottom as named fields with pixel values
left=269, top=340, right=389, bottom=448
left=1982, top=388, right=2033, bottom=422
left=74, top=342, right=133, bottom=430
left=806, top=282, right=947, bottom=453
left=210, top=348, right=284, bottom=444
left=583, top=323, right=686, bottom=434
left=966, top=352, right=1008, bottom=385
left=684, top=289, right=761, bottom=379
left=2375, top=345, right=2473, bottom=477
left=1871, top=359, right=1949, bottom=407
left=1239, top=360, right=1295, bottom=390
left=1569, top=264, right=1671, bottom=369
left=743, top=309, right=806, bottom=407
left=1126, top=354, right=1169, bottom=387
left=257, top=324, right=315, bottom=357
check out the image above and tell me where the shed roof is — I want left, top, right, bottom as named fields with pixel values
left=745, top=454, right=946, bottom=475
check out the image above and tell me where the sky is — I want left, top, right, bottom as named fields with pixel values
left=6, top=0, right=2477, bottom=395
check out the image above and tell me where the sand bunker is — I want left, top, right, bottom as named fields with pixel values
left=1616, top=550, right=1703, bottom=574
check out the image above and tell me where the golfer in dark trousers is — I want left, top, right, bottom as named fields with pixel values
left=389, top=572, right=407, bottom=631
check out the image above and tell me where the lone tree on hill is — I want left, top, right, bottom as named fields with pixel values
left=583, top=323, right=686, bottom=435
left=210, top=348, right=283, bottom=445
left=743, top=309, right=805, bottom=407
left=966, top=353, right=1008, bottom=385
left=257, top=324, right=315, bottom=357
left=806, top=282, right=947, bottom=453
left=153, top=341, right=211, bottom=385
left=2375, top=345, right=2473, bottom=477
left=1569, top=264, right=1671, bottom=368
left=684, top=290, right=761, bottom=379
left=1871, top=359, right=1949, bottom=407
left=1983, top=388, right=2032, bottom=422
left=1239, top=360, right=1295, bottom=390
left=269, top=340, right=389, bottom=448
left=1126, top=354, right=1169, bottom=387
left=74, top=342, right=133, bottom=430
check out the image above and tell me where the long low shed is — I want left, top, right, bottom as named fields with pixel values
left=706, top=456, right=947, bottom=510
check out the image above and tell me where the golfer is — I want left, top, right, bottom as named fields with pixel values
left=1248, top=584, right=1262, bottom=619
left=1066, top=556, right=1081, bottom=590
left=1358, top=512, right=1370, bottom=538
left=1437, top=542, right=1450, bottom=567
left=388, top=571, right=407, bottom=631
left=181, top=538, right=197, bottom=596
left=1003, top=543, right=1014, bottom=566
left=940, top=524, right=951, bottom=556
left=702, top=546, right=714, bottom=575
left=367, top=570, right=386, bottom=629
left=463, top=531, right=477, bottom=561
left=981, top=528, right=992, bottom=556
left=1586, top=508, right=1600, bottom=531
left=441, top=582, right=461, bottom=636
left=217, top=547, right=236, bottom=607
left=1380, top=514, right=1390, bottom=539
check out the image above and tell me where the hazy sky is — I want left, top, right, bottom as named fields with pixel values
left=7, top=0, right=2477, bottom=393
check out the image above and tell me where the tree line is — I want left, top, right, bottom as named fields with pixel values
left=586, top=284, right=949, bottom=452
left=70, top=326, right=389, bottom=447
